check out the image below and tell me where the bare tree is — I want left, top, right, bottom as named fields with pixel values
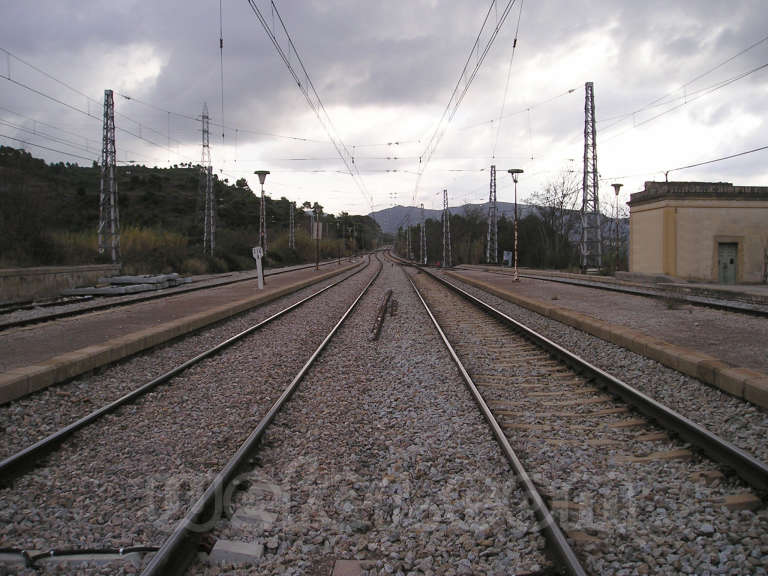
left=529, top=168, right=581, bottom=267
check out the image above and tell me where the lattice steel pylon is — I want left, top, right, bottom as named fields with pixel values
left=442, top=189, right=452, bottom=267
left=580, top=82, right=601, bottom=271
left=200, top=103, right=215, bottom=255
left=406, top=216, right=412, bottom=260
left=420, top=203, right=427, bottom=265
left=98, top=89, right=120, bottom=263
left=486, top=164, right=498, bottom=264
left=289, top=201, right=295, bottom=249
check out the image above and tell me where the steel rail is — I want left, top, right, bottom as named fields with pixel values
left=406, top=271, right=587, bottom=576
left=141, top=255, right=384, bottom=576
left=0, top=258, right=370, bottom=483
left=0, top=258, right=355, bottom=332
left=423, top=267, right=768, bottom=491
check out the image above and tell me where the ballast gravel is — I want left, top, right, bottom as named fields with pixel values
left=0, top=263, right=367, bottom=461
left=189, top=260, right=549, bottom=576
left=437, top=271, right=768, bottom=464
left=0, top=260, right=377, bottom=574
left=415, top=269, right=768, bottom=576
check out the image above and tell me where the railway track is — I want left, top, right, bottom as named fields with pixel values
left=0, top=258, right=348, bottom=332
left=406, top=263, right=768, bottom=574
left=2, top=253, right=765, bottom=573
left=0, top=256, right=378, bottom=571
left=175, top=254, right=556, bottom=575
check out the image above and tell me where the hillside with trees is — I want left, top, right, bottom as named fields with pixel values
left=0, top=146, right=383, bottom=273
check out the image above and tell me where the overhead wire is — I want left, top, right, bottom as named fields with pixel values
left=598, top=32, right=768, bottom=132
left=0, top=104, right=100, bottom=148
left=219, top=0, right=226, bottom=146
left=0, top=132, right=97, bottom=162
left=0, top=118, right=97, bottom=155
left=413, top=0, right=519, bottom=203
left=491, top=0, right=524, bottom=160
left=0, top=54, right=199, bottom=165
left=459, top=87, right=578, bottom=132
left=666, top=143, right=768, bottom=177
left=601, top=60, right=768, bottom=144
left=245, top=0, right=374, bottom=211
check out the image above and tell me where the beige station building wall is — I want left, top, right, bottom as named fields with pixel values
left=629, top=182, right=768, bottom=284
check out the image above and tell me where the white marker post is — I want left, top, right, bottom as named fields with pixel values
left=252, top=246, right=264, bottom=290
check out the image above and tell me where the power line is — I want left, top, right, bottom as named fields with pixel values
left=0, top=104, right=168, bottom=165
left=458, top=87, right=577, bottom=131
left=491, top=0, right=524, bottom=159
left=0, top=132, right=97, bottom=163
left=117, top=91, right=331, bottom=144
left=598, top=32, right=768, bottom=131
left=0, top=65, right=190, bottom=160
left=218, top=0, right=226, bottom=146
left=0, top=118, right=95, bottom=154
left=245, top=0, right=374, bottom=211
left=601, top=60, right=768, bottom=144
left=666, top=143, right=768, bottom=177
left=414, top=0, right=519, bottom=202
left=1, top=74, right=101, bottom=121
left=0, top=106, right=99, bottom=147
left=0, top=47, right=189, bottom=149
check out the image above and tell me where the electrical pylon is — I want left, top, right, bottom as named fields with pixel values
left=486, top=164, right=497, bottom=264
left=201, top=103, right=215, bottom=255
left=580, top=82, right=601, bottom=271
left=442, top=189, right=451, bottom=267
left=406, top=216, right=412, bottom=260
left=420, top=203, right=427, bottom=265
left=98, top=89, right=120, bottom=263
left=289, top=201, right=295, bottom=249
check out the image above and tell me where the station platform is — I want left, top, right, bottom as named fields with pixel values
left=0, top=261, right=361, bottom=404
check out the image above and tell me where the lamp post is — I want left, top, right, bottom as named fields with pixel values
left=313, top=205, right=321, bottom=271
left=612, top=183, right=623, bottom=273
left=507, top=169, right=524, bottom=281
left=254, top=170, right=270, bottom=254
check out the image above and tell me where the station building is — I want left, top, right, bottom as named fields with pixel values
left=628, top=181, right=768, bottom=284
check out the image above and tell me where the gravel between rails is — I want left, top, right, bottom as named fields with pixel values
left=189, top=262, right=550, bottom=576
left=0, top=263, right=367, bottom=461
left=435, top=270, right=768, bottom=464
left=414, top=269, right=768, bottom=576
left=0, top=260, right=379, bottom=574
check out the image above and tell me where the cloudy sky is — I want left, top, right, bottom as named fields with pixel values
left=1, top=0, right=766, bottom=217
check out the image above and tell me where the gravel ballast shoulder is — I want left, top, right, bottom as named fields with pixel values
left=0, top=264, right=366, bottom=461
left=436, top=271, right=768, bottom=465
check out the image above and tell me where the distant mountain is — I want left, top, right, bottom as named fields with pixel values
left=370, top=202, right=536, bottom=235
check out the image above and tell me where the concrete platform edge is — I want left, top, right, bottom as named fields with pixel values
left=445, top=270, right=768, bottom=410
left=0, top=263, right=360, bottom=404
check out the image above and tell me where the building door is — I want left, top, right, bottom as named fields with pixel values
left=718, top=243, right=738, bottom=284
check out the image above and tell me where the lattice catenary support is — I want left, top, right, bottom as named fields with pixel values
left=420, top=203, right=427, bottom=265
left=289, top=201, right=295, bottom=249
left=442, top=189, right=452, bottom=267
left=200, top=103, right=215, bottom=255
left=406, top=217, right=412, bottom=260
left=486, top=164, right=498, bottom=264
left=580, top=81, right=601, bottom=271
left=98, top=89, right=120, bottom=263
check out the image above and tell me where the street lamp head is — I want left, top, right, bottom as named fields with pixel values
left=508, top=168, right=523, bottom=183
left=611, top=182, right=623, bottom=196
left=254, top=170, right=270, bottom=186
